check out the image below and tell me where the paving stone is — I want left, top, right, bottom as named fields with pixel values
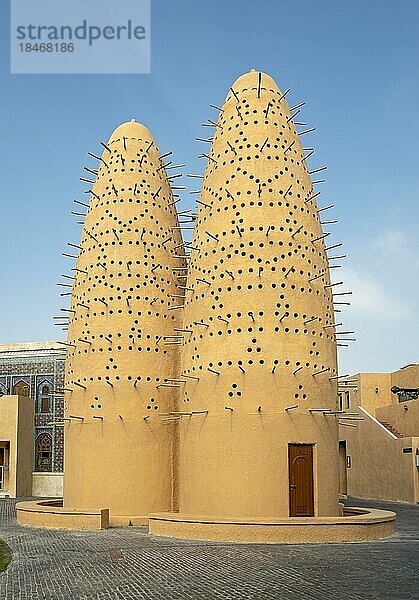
left=0, top=498, right=417, bottom=599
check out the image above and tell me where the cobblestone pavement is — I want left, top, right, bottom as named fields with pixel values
left=0, top=498, right=417, bottom=600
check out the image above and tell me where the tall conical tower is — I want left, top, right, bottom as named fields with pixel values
left=62, top=120, right=184, bottom=524
left=178, top=71, right=340, bottom=518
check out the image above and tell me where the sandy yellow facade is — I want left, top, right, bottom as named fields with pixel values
left=340, top=364, right=418, bottom=417
left=339, top=364, right=419, bottom=503
left=0, top=395, right=34, bottom=498
left=62, top=120, right=184, bottom=523
left=178, top=70, right=340, bottom=518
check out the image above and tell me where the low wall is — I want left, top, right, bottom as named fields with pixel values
left=32, top=472, right=63, bottom=498
left=16, top=500, right=109, bottom=531
left=110, top=514, right=148, bottom=526
left=149, top=507, right=396, bottom=543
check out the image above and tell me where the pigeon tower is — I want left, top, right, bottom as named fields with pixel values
left=63, top=120, right=184, bottom=524
left=178, top=71, right=340, bottom=519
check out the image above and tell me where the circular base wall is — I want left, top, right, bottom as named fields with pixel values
left=16, top=500, right=109, bottom=531
left=16, top=500, right=150, bottom=529
left=149, top=507, right=396, bottom=543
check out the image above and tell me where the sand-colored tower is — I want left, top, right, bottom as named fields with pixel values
left=62, top=120, right=184, bottom=524
left=178, top=71, right=340, bottom=519
left=14, top=79, right=396, bottom=541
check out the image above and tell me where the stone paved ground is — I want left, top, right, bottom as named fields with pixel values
left=0, top=498, right=417, bottom=600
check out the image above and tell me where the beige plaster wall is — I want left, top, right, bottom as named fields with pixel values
left=180, top=413, right=339, bottom=518
left=0, top=395, right=34, bottom=498
left=351, top=373, right=392, bottom=415
left=346, top=365, right=418, bottom=417
left=341, top=407, right=419, bottom=503
left=376, top=399, right=419, bottom=438
left=16, top=396, right=35, bottom=497
left=64, top=420, right=177, bottom=518
left=392, top=364, right=418, bottom=389
left=0, top=397, right=17, bottom=496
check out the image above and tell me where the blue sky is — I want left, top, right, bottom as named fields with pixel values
left=0, top=0, right=417, bottom=375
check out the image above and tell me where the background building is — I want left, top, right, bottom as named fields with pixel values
left=339, top=364, right=419, bottom=504
left=0, top=394, right=34, bottom=497
left=0, top=342, right=65, bottom=496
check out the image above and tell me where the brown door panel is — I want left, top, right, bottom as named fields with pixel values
left=288, top=444, right=314, bottom=516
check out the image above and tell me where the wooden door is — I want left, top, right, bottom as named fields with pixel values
left=339, top=441, right=348, bottom=495
left=0, top=448, right=4, bottom=490
left=288, top=444, right=314, bottom=516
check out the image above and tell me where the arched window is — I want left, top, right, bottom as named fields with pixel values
left=13, top=380, right=30, bottom=397
left=36, top=434, right=52, bottom=472
left=40, top=385, right=51, bottom=413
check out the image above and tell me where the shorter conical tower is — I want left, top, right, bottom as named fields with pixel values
left=177, top=70, right=340, bottom=519
left=62, top=120, right=185, bottom=524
